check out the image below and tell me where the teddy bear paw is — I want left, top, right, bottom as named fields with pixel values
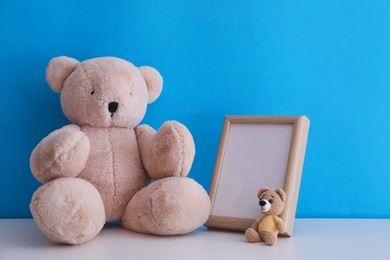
left=30, top=125, right=90, bottom=183
left=136, top=121, right=195, bottom=179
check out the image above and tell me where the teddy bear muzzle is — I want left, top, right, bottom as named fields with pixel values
left=259, top=199, right=271, bottom=212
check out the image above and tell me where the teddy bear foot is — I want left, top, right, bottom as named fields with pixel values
left=121, top=177, right=210, bottom=235
left=245, top=228, right=261, bottom=243
left=261, top=232, right=278, bottom=246
left=30, top=177, right=106, bottom=245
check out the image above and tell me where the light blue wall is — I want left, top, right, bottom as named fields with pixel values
left=1, top=0, right=390, bottom=218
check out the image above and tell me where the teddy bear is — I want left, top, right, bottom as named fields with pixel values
left=244, top=188, right=286, bottom=246
left=29, top=56, right=211, bottom=245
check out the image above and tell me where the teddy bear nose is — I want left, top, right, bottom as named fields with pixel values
left=259, top=200, right=266, bottom=206
left=108, top=102, right=119, bottom=114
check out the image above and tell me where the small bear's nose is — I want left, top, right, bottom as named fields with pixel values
left=108, top=102, right=119, bottom=114
left=259, top=200, right=266, bottom=206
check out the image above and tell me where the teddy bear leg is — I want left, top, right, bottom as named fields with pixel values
left=121, top=177, right=210, bottom=235
left=262, top=231, right=278, bottom=246
left=245, top=228, right=261, bottom=243
left=30, top=177, right=106, bottom=245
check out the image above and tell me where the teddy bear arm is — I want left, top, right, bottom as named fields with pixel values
left=274, top=216, right=286, bottom=233
left=251, top=216, right=263, bottom=229
left=30, top=125, right=90, bottom=183
left=135, top=121, right=195, bottom=180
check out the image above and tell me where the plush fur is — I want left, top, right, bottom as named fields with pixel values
left=30, top=56, right=211, bottom=244
left=244, top=188, right=286, bottom=246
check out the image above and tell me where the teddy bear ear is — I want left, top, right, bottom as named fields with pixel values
left=275, top=188, right=287, bottom=202
left=139, top=66, right=163, bottom=104
left=257, top=187, right=269, bottom=199
left=46, top=56, right=79, bottom=93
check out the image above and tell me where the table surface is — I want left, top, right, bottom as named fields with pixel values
left=0, top=218, right=389, bottom=260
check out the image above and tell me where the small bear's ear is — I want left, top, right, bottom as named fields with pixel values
left=139, top=66, right=163, bottom=104
left=46, top=56, right=79, bottom=93
left=257, top=187, right=269, bottom=199
left=275, top=188, right=286, bottom=202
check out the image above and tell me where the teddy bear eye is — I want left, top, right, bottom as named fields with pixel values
left=91, top=90, right=95, bottom=95
left=269, top=199, right=274, bottom=204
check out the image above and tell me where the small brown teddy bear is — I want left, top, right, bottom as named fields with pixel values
left=245, top=188, right=286, bottom=246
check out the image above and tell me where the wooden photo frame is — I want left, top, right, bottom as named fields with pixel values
left=205, top=116, right=310, bottom=236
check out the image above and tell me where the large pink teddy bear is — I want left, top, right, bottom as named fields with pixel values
left=30, top=56, right=210, bottom=244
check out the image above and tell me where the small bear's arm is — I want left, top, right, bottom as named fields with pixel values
left=251, top=216, right=264, bottom=230
left=135, top=121, right=195, bottom=180
left=30, top=124, right=90, bottom=183
left=274, top=216, right=286, bottom=233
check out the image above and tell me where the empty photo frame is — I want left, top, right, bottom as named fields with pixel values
left=205, top=116, right=310, bottom=236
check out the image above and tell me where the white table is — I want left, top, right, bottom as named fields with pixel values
left=0, top=218, right=388, bottom=259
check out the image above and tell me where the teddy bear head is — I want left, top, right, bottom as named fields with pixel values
left=45, top=56, right=163, bottom=128
left=257, top=188, right=286, bottom=216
